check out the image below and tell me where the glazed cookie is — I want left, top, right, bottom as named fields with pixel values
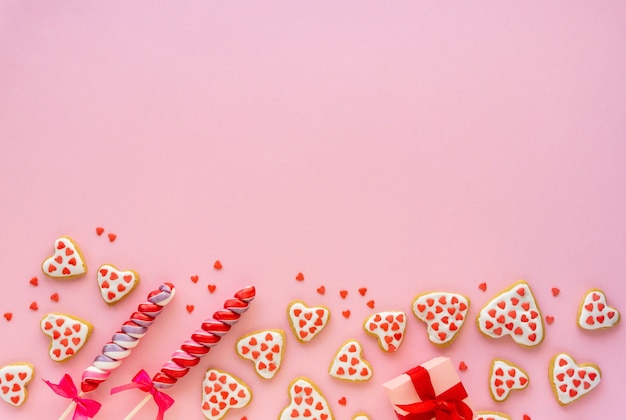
left=329, top=340, right=373, bottom=382
left=577, top=289, right=620, bottom=330
left=476, top=280, right=544, bottom=347
left=363, top=311, right=407, bottom=352
left=201, top=368, right=251, bottom=420
left=97, top=264, right=140, bottom=305
left=412, top=292, right=470, bottom=346
left=352, top=415, right=370, bottom=420
left=0, top=363, right=34, bottom=407
left=41, top=237, right=87, bottom=279
left=475, top=412, right=511, bottom=420
left=236, top=329, right=285, bottom=379
left=549, top=353, right=601, bottom=405
left=489, top=359, right=529, bottom=402
left=40, top=313, right=93, bottom=362
left=287, top=301, right=330, bottom=343
left=279, top=377, right=333, bottom=420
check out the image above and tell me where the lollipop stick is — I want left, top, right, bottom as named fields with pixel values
left=123, top=395, right=151, bottom=420
left=58, top=399, right=78, bottom=420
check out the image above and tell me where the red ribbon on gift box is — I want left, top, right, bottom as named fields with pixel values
left=395, top=366, right=473, bottom=420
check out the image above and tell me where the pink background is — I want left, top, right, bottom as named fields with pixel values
left=1, top=1, right=625, bottom=419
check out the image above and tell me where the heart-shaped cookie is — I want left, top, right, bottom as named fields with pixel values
left=476, top=280, right=544, bottom=347
left=549, top=353, right=601, bottom=405
left=236, top=330, right=285, bottom=379
left=353, top=415, right=370, bottom=420
left=41, top=237, right=87, bottom=279
left=577, top=289, right=620, bottom=330
left=288, top=301, right=330, bottom=343
left=41, top=313, right=92, bottom=362
left=489, top=359, right=529, bottom=402
left=475, top=412, right=511, bottom=420
left=201, top=368, right=251, bottom=420
left=0, top=363, right=34, bottom=407
left=363, top=311, right=406, bottom=352
left=97, top=264, right=140, bottom=305
left=329, top=340, right=372, bottom=382
left=279, top=377, right=333, bottom=420
left=412, top=292, right=470, bottom=346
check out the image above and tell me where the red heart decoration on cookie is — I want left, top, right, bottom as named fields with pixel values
left=201, top=368, right=251, bottom=419
left=329, top=340, right=372, bottom=382
left=41, top=237, right=87, bottom=279
left=236, top=330, right=285, bottom=379
left=40, top=313, right=92, bottom=362
left=412, top=292, right=470, bottom=346
left=279, top=378, right=333, bottom=420
left=363, top=311, right=407, bottom=352
left=489, top=359, right=529, bottom=402
left=577, top=289, right=620, bottom=330
left=97, top=264, right=139, bottom=305
left=0, top=364, right=34, bottom=407
left=288, top=302, right=330, bottom=343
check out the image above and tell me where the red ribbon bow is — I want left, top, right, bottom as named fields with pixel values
left=395, top=366, right=473, bottom=420
left=43, top=375, right=102, bottom=420
left=110, top=369, right=175, bottom=420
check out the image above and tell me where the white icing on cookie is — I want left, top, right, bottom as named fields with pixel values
left=550, top=353, right=601, bottom=405
left=474, top=412, right=511, bottom=420
left=352, top=415, right=370, bottom=420
left=0, top=364, right=34, bottom=407
left=476, top=280, right=544, bottom=347
left=235, top=330, right=284, bottom=379
left=577, top=289, right=620, bottom=330
left=40, top=313, right=92, bottom=362
left=363, top=311, right=406, bottom=352
left=97, top=264, right=139, bottom=305
left=288, top=301, right=330, bottom=343
left=412, top=292, right=469, bottom=346
left=279, top=377, right=333, bottom=420
left=329, top=340, right=372, bottom=382
left=41, top=237, right=87, bottom=278
left=201, top=368, right=251, bottom=420
left=489, top=359, right=529, bottom=402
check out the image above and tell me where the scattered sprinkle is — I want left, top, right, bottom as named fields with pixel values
left=29, top=302, right=38, bottom=311
left=3, top=313, right=12, bottom=321
left=478, top=282, right=487, bottom=292
left=546, top=315, right=555, bottom=325
left=295, top=272, right=304, bottom=281
left=186, top=305, right=194, bottom=313
left=29, top=277, right=38, bottom=286
left=551, top=287, right=560, bottom=297
left=207, top=284, right=217, bottom=293
left=523, top=415, right=531, bottom=420
left=459, top=361, right=468, bottom=371
left=358, top=287, right=367, bottom=296
left=316, top=285, right=326, bottom=295
left=50, top=293, right=59, bottom=302
left=342, top=310, right=351, bottom=319
left=213, top=260, right=223, bottom=270
left=108, top=233, right=117, bottom=242
left=96, top=227, right=104, bottom=236
left=366, top=300, right=375, bottom=309
left=338, top=397, right=347, bottom=406
left=339, top=290, right=348, bottom=299
left=190, top=275, right=199, bottom=283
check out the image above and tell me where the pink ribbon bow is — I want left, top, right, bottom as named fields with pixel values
left=110, top=370, right=175, bottom=420
left=43, top=375, right=102, bottom=420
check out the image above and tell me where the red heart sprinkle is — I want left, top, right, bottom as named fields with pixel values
left=316, top=285, right=326, bottom=295
left=546, top=315, right=555, bottom=324
left=478, top=282, right=487, bottom=291
left=340, top=290, right=348, bottom=299
left=367, top=300, right=375, bottom=308
left=338, top=397, right=347, bottom=405
left=96, top=227, right=104, bottom=236
left=459, top=361, right=468, bottom=371
left=29, top=302, right=38, bottom=311
left=3, top=313, right=12, bottom=321
left=342, top=310, right=351, bottom=318
left=295, top=272, right=304, bottom=281
left=551, top=287, right=560, bottom=297
left=213, top=260, right=222, bottom=270
left=207, top=284, right=216, bottom=293
left=107, top=233, right=117, bottom=242
left=190, top=275, right=199, bottom=283
left=358, top=287, right=367, bottom=296
left=186, top=305, right=194, bottom=313
left=50, top=293, right=59, bottom=302
left=29, top=277, right=38, bottom=286
left=523, top=415, right=531, bottom=420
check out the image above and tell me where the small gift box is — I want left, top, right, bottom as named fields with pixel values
left=383, top=356, right=473, bottom=420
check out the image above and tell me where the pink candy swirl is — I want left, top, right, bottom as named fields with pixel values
left=80, top=283, right=176, bottom=393
left=151, top=285, right=255, bottom=388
